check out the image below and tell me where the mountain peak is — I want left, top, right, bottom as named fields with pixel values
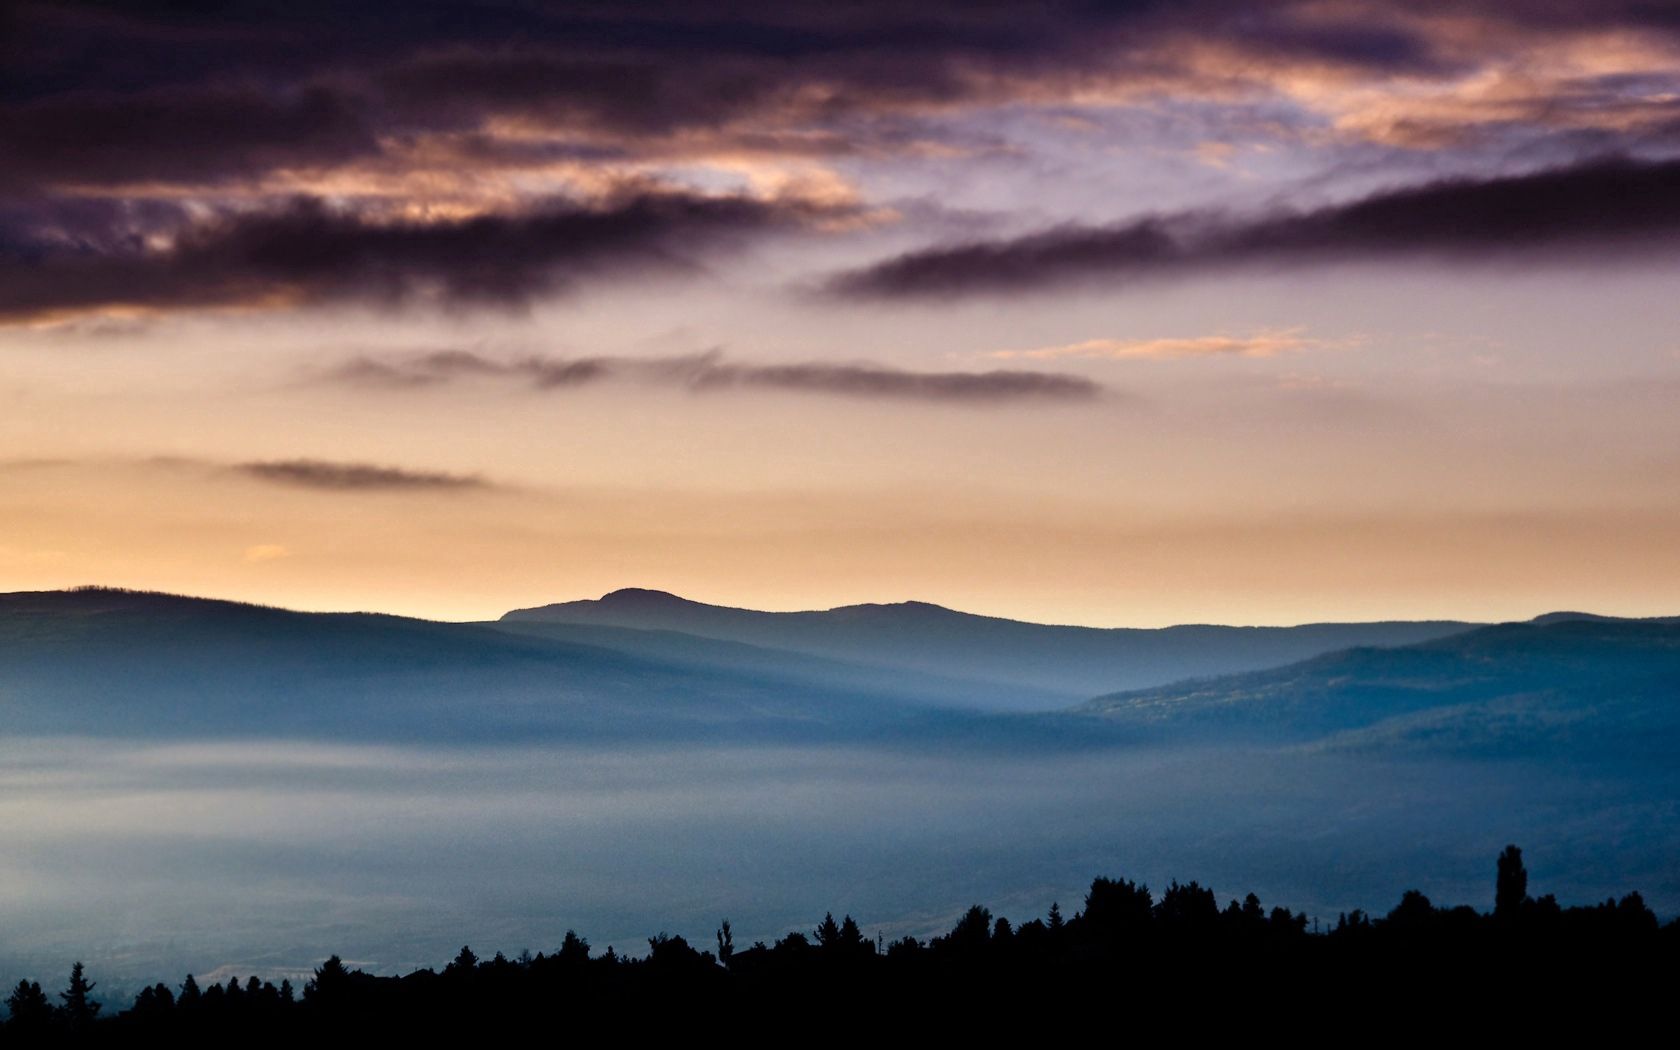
left=1530, top=611, right=1625, bottom=625
left=597, top=588, right=696, bottom=607
left=831, top=599, right=960, bottom=617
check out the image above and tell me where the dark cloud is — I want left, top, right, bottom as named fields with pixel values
left=7, top=1, right=1680, bottom=321
left=8, top=2, right=1643, bottom=195
left=0, top=190, right=843, bottom=322
left=830, top=156, right=1680, bottom=297
left=327, top=350, right=1104, bottom=404
left=235, top=459, right=487, bottom=491
left=0, top=84, right=378, bottom=193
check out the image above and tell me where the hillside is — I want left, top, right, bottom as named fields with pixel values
left=1081, top=619, right=1680, bottom=755
left=502, top=589, right=1477, bottom=700
left=0, top=589, right=970, bottom=742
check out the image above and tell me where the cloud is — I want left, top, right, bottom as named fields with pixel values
left=993, top=328, right=1338, bottom=361
left=242, top=544, right=292, bottom=563
left=830, top=156, right=1680, bottom=297
left=6, top=2, right=1679, bottom=201
left=326, top=350, right=1103, bottom=404
left=235, top=460, right=487, bottom=492
left=7, top=2, right=1680, bottom=327
left=0, top=190, right=847, bottom=323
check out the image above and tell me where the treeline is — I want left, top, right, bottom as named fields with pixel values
left=6, top=847, right=1676, bottom=1043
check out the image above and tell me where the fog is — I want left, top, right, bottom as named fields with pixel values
left=3, top=737, right=1676, bottom=1002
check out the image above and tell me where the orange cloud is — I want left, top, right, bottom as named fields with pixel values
left=992, top=328, right=1351, bottom=362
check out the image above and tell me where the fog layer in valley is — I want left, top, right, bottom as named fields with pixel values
left=3, top=736, right=1674, bottom=1002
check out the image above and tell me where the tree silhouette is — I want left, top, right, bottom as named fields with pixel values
left=447, top=945, right=479, bottom=974
left=5, top=979, right=53, bottom=1035
left=1496, top=844, right=1529, bottom=920
left=179, top=973, right=202, bottom=1009
left=2, top=844, right=1674, bottom=1040
left=716, top=919, right=734, bottom=967
left=813, top=912, right=842, bottom=949
left=941, top=905, right=992, bottom=953
left=838, top=915, right=867, bottom=953
left=58, top=962, right=100, bottom=1031
left=305, top=954, right=352, bottom=1004
left=558, top=930, right=591, bottom=966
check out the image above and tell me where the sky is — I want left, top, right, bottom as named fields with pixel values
left=3, top=0, right=1680, bottom=626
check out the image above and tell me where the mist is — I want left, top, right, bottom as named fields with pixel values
left=5, top=735, right=1675, bottom=1004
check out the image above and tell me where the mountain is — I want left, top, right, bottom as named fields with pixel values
left=1528, top=610, right=1680, bottom=626
left=1081, top=619, right=1680, bottom=756
left=0, top=588, right=985, bottom=742
left=488, top=619, right=1063, bottom=711
left=500, top=589, right=1478, bottom=703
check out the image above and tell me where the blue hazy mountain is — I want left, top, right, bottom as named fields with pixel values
left=9, top=588, right=1675, bottom=753
left=1081, top=617, right=1680, bottom=756
left=501, top=588, right=1477, bottom=701
left=7, top=587, right=1680, bottom=986
left=488, top=618, right=1065, bottom=711
left=0, top=588, right=992, bottom=742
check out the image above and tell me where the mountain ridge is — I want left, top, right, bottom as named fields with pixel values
left=502, top=588, right=1484, bottom=698
left=1079, top=618, right=1680, bottom=756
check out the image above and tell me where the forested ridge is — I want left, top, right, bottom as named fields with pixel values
left=4, top=846, right=1674, bottom=1043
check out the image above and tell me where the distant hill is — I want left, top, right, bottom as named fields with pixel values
left=10, top=588, right=1671, bottom=752
left=0, top=588, right=979, bottom=742
left=1081, top=619, right=1680, bottom=756
left=501, top=589, right=1478, bottom=701
left=1528, top=610, right=1680, bottom=626
left=488, top=619, right=1063, bottom=712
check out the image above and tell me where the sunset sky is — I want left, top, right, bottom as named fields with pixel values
left=4, top=1, right=1679, bottom=625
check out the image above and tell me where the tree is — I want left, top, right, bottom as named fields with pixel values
left=446, top=945, right=478, bottom=975
left=5, top=980, right=53, bottom=1034
left=943, top=905, right=993, bottom=952
left=716, top=919, right=734, bottom=967
left=558, top=930, right=591, bottom=965
left=838, top=915, right=868, bottom=954
left=814, top=912, right=842, bottom=949
left=305, top=955, right=351, bottom=1003
left=58, top=962, right=100, bottom=1030
left=1495, top=845, right=1528, bottom=920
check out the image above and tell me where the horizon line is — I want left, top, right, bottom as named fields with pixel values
left=9, top=582, right=1674, bottom=634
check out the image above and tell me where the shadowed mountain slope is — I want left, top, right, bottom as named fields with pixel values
left=487, top=618, right=1065, bottom=712
left=0, top=588, right=986, bottom=742
left=502, top=588, right=1478, bottom=700
left=1081, top=619, right=1680, bottom=756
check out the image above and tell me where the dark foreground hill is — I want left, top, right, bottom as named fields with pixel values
left=4, top=846, right=1673, bottom=1044
left=1082, top=618, right=1680, bottom=756
left=502, top=588, right=1476, bottom=702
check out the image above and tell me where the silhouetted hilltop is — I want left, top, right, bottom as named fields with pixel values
left=503, top=589, right=1479, bottom=699
left=1083, top=618, right=1680, bottom=755
left=1529, top=610, right=1680, bottom=625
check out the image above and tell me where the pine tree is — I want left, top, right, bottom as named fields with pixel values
left=447, top=945, right=479, bottom=974
left=814, top=912, right=842, bottom=949
left=1495, top=845, right=1528, bottom=920
left=715, top=920, right=734, bottom=966
left=5, top=979, right=54, bottom=1033
left=59, top=962, right=100, bottom=1030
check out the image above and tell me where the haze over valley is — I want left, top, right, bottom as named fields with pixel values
left=3, top=586, right=1676, bottom=1000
